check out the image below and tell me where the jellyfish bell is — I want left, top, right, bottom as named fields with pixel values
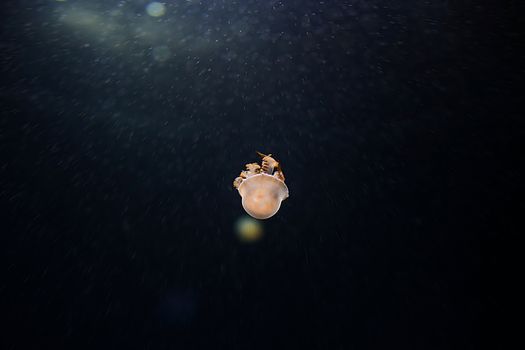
left=238, top=174, right=289, bottom=219
left=233, top=153, right=289, bottom=219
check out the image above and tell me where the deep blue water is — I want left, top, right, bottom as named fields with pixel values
left=2, top=0, right=519, bottom=348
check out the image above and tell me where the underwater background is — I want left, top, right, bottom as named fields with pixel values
left=2, top=0, right=518, bottom=349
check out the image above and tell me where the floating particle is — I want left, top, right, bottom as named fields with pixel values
left=146, top=2, right=166, bottom=17
left=235, top=216, right=264, bottom=242
left=152, top=45, right=171, bottom=62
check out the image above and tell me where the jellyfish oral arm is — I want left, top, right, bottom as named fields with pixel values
left=273, top=170, right=285, bottom=182
left=260, top=155, right=280, bottom=175
left=233, top=176, right=243, bottom=189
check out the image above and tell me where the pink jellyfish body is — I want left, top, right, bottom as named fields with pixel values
left=233, top=152, right=289, bottom=220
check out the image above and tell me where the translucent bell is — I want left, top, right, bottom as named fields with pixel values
left=237, top=174, right=289, bottom=220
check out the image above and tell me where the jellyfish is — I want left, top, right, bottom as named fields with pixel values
left=233, top=152, right=289, bottom=219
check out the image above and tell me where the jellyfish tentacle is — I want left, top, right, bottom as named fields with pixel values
left=261, top=155, right=279, bottom=175
left=255, top=152, right=285, bottom=180
left=256, top=151, right=272, bottom=159
left=273, top=161, right=285, bottom=181
left=274, top=170, right=285, bottom=182
left=233, top=176, right=243, bottom=189
left=245, top=163, right=261, bottom=174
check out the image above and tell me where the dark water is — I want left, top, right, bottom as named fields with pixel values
left=1, top=0, right=518, bottom=348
